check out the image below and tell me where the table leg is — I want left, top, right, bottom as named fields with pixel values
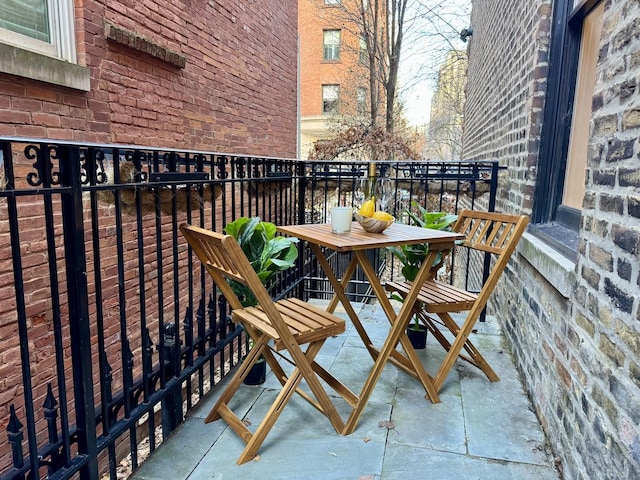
left=308, top=244, right=377, bottom=357
left=353, top=250, right=440, bottom=403
left=343, top=304, right=411, bottom=434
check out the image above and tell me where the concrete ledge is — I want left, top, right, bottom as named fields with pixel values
left=0, top=43, right=90, bottom=91
left=519, top=232, right=576, bottom=298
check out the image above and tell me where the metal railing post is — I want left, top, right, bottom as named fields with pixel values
left=161, top=323, right=183, bottom=438
left=59, top=144, right=99, bottom=479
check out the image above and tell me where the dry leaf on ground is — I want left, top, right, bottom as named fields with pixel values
left=378, top=420, right=396, bottom=429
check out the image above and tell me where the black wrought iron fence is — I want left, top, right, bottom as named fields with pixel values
left=0, top=137, right=500, bottom=480
left=301, top=160, right=501, bottom=302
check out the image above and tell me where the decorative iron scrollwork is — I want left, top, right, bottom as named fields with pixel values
left=122, top=150, right=148, bottom=182
left=163, top=151, right=181, bottom=172
left=25, top=144, right=60, bottom=187
left=80, top=148, right=108, bottom=185
left=235, top=157, right=247, bottom=179
left=215, top=155, right=228, bottom=179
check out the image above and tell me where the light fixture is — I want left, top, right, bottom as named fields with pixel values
left=460, top=27, right=473, bottom=42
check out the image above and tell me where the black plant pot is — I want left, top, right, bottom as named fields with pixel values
left=243, top=358, right=267, bottom=385
left=407, top=326, right=427, bottom=349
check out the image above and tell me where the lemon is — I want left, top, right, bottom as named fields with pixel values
left=372, top=211, right=393, bottom=221
left=359, top=197, right=376, bottom=217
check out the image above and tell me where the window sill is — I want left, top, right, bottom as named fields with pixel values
left=0, top=43, right=90, bottom=91
left=519, top=231, right=577, bottom=298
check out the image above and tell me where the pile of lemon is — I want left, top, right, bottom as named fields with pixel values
left=358, top=196, right=394, bottom=221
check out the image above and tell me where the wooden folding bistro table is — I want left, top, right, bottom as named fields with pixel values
left=277, top=221, right=464, bottom=434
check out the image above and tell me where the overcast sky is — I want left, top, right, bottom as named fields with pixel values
left=399, top=0, right=471, bottom=127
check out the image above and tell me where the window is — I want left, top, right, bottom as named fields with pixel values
left=0, top=0, right=77, bottom=62
left=322, top=85, right=339, bottom=114
left=563, top=3, right=603, bottom=211
left=532, top=0, right=605, bottom=260
left=359, top=35, right=368, bottom=64
left=0, top=0, right=88, bottom=90
left=357, top=87, right=367, bottom=116
left=323, top=30, right=341, bottom=61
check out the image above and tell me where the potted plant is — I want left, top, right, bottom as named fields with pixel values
left=223, top=216, right=299, bottom=384
left=388, top=205, right=458, bottom=349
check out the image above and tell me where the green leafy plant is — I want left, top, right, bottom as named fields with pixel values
left=388, top=204, right=458, bottom=282
left=224, top=216, right=298, bottom=307
left=388, top=204, right=457, bottom=330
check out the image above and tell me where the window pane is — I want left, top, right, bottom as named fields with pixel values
left=359, top=36, right=367, bottom=63
left=323, top=30, right=340, bottom=60
left=357, top=87, right=367, bottom=115
left=563, top=2, right=604, bottom=209
left=323, top=85, right=339, bottom=113
left=0, top=0, right=50, bottom=42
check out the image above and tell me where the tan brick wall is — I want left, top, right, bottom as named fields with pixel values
left=464, top=1, right=640, bottom=479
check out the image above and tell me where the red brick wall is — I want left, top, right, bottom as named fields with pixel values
left=0, top=0, right=298, bottom=472
left=299, top=0, right=370, bottom=117
left=0, top=0, right=298, bottom=157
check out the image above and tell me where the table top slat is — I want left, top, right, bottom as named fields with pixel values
left=278, top=222, right=463, bottom=252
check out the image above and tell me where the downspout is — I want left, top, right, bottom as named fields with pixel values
left=297, top=33, right=301, bottom=159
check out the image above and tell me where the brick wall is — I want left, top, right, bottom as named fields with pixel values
left=0, top=0, right=298, bottom=156
left=464, top=1, right=640, bottom=479
left=463, top=0, right=548, bottom=212
left=0, top=1, right=298, bottom=472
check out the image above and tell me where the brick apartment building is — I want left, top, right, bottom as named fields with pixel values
left=298, top=0, right=375, bottom=158
left=463, top=0, right=640, bottom=478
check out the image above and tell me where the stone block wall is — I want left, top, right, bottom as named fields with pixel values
left=464, top=0, right=640, bottom=478
left=0, top=0, right=298, bottom=157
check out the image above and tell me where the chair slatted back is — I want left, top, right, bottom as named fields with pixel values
left=454, top=210, right=526, bottom=255
left=452, top=209, right=529, bottom=311
left=179, top=224, right=290, bottom=337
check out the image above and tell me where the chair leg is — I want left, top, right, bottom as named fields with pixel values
left=204, top=334, right=269, bottom=424
left=236, top=364, right=307, bottom=464
left=431, top=312, right=499, bottom=382
left=287, top=341, right=347, bottom=434
left=207, top=335, right=348, bottom=464
left=236, top=342, right=348, bottom=464
left=433, top=310, right=497, bottom=391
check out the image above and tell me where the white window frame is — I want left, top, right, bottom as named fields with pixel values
left=322, top=85, right=339, bottom=114
left=0, top=0, right=77, bottom=63
left=359, top=35, right=367, bottom=64
left=323, top=30, right=341, bottom=61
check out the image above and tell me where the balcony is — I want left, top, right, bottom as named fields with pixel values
left=130, top=303, right=559, bottom=479
left=0, top=138, right=558, bottom=479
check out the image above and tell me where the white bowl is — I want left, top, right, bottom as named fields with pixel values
left=354, top=213, right=395, bottom=233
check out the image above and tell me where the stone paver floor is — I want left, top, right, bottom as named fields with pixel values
left=130, top=302, right=561, bottom=480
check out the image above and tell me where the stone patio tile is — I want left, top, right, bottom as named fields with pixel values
left=383, top=444, right=560, bottom=480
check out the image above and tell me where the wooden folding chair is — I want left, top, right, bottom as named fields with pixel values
left=180, top=224, right=355, bottom=464
left=385, top=210, right=529, bottom=399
